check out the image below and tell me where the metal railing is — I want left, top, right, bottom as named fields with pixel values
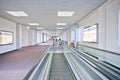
left=69, top=46, right=120, bottom=80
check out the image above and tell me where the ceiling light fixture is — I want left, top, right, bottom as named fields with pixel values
left=37, top=27, right=44, bottom=29
left=28, top=23, right=39, bottom=26
left=27, top=27, right=30, bottom=29
left=6, top=11, right=28, bottom=17
left=56, top=27, right=63, bottom=29
left=57, top=11, right=75, bottom=17
left=57, top=23, right=66, bottom=25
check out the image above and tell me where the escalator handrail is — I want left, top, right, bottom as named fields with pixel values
left=69, top=46, right=120, bottom=79
left=65, top=48, right=108, bottom=80
left=72, top=47, right=120, bottom=75
left=78, top=44, right=120, bottom=55
left=27, top=46, right=52, bottom=80
left=64, top=52, right=83, bottom=80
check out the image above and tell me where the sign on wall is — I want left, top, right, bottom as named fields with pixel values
left=0, top=30, right=13, bottom=45
left=82, top=24, right=98, bottom=43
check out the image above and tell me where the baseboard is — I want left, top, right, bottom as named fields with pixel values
left=0, top=49, right=18, bottom=55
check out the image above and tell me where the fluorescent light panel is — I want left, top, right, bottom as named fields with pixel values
left=57, top=11, right=75, bottom=17
left=6, top=11, right=28, bottom=16
left=56, top=27, right=63, bottom=29
left=57, top=23, right=66, bottom=25
left=37, top=27, right=44, bottom=29
left=28, top=23, right=39, bottom=25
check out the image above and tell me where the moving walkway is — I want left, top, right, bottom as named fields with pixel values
left=68, top=46, right=120, bottom=80
left=49, top=53, right=75, bottom=80
left=24, top=45, right=120, bottom=80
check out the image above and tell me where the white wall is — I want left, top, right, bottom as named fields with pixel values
left=77, top=0, right=120, bottom=53
left=46, top=35, right=50, bottom=41
left=71, top=28, right=75, bottom=42
left=21, top=26, right=37, bottom=47
left=62, top=32, right=67, bottom=41
left=98, top=4, right=106, bottom=49
left=62, top=0, right=120, bottom=67
left=28, top=29, right=37, bottom=45
left=119, top=10, right=120, bottom=47
left=40, top=32, right=43, bottom=43
left=105, top=0, right=120, bottom=53
left=21, top=26, right=29, bottom=47
left=0, top=17, right=38, bottom=54
left=65, top=30, right=71, bottom=44
left=16, top=24, right=22, bottom=49
left=37, top=30, right=42, bottom=43
left=75, top=26, right=80, bottom=42
left=78, top=10, right=99, bottom=48
left=43, top=33, right=45, bottom=42
left=0, top=17, right=17, bottom=54
left=73, top=0, right=120, bottom=67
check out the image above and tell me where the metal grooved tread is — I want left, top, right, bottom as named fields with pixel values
left=49, top=53, right=74, bottom=80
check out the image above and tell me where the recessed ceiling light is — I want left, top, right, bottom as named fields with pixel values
left=37, top=27, right=44, bottom=29
left=57, top=11, right=75, bottom=17
left=6, top=11, right=28, bottom=17
left=27, top=27, right=30, bottom=29
left=56, top=27, right=63, bottom=29
left=57, top=23, right=66, bottom=25
left=28, top=23, right=39, bottom=26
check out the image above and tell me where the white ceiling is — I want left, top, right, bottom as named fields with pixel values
left=0, top=0, right=107, bottom=35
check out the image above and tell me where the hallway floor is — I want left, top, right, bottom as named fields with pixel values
left=0, top=45, right=49, bottom=80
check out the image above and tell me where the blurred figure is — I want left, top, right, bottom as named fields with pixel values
left=55, top=39, right=58, bottom=45
left=58, top=38, right=62, bottom=45
left=70, top=40, right=75, bottom=48
left=53, top=39, right=55, bottom=46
